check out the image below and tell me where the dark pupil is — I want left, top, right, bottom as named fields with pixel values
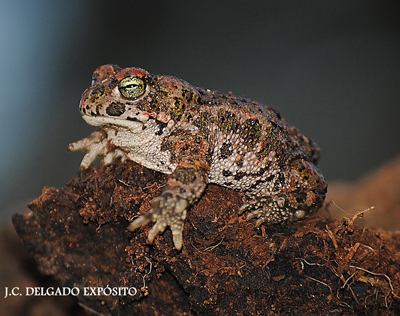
left=127, top=84, right=138, bottom=89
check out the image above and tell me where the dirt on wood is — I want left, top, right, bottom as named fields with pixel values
left=10, top=159, right=400, bottom=315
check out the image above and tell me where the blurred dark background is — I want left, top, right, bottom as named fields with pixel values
left=1, top=0, right=399, bottom=224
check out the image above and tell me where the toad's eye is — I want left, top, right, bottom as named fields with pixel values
left=118, top=76, right=146, bottom=99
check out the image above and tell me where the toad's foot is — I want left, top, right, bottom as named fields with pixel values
left=239, top=195, right=311, bottom=227
left=68, top=130, right=127, bottom=170
left=128, top=191, right=188, bottom=250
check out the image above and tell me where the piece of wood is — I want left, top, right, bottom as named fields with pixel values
left=13, top=160, right=400, bottom=315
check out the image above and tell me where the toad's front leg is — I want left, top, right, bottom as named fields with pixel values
left=68, top=130, right=127, bottom=170
left=128, top=157, right=210, bottom=250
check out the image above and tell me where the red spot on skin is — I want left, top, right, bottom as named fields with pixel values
left=79, top=90, right=90, bottom=111
left=115, top=67, right=149, bottom=81
left=156, top=114, right=170, bottom=123
left=79, top=98, right=84, bottom=111
left=236, top=156, right=242, bottom=161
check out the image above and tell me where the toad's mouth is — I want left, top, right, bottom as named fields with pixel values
left=82, top=114, right=144, bottom=132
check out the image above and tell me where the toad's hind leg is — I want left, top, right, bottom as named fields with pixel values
left=128, top=158, right=210, bottom=250
left=240, top=159, right=327, bottom=226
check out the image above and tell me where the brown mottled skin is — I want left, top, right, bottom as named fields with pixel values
left=68, top=64, right=327, bottom=250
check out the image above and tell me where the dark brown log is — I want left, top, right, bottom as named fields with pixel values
left=12, top=160, right=400, bottom=315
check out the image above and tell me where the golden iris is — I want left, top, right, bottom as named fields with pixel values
left=118, top=76, right=146, bottom=99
